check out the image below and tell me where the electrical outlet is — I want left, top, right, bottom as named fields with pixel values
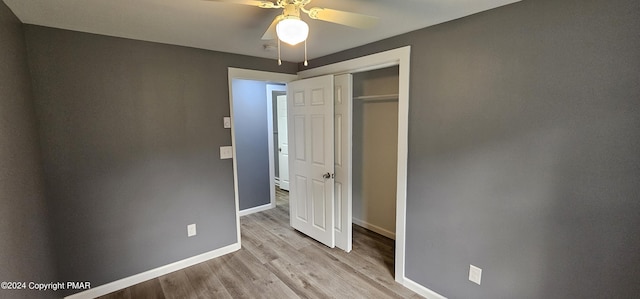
left=223, top=117, right=231, bottom=129
left=469, top=265, right=482, bottom=285
left=187, top=224, right=197, bottom=237
left=220, top=146, right=233, bottom=159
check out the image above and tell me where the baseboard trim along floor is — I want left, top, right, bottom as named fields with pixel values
left=64, top=243, right=241, bottom=299
left=238, top=202, right=275, bottom=217
left=352, top=217, right=396, bottom=240
left=403, top=276, right=448, bottom=299
left=88, top=189, right=434, bottom=299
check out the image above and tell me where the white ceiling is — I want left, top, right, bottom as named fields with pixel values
left=4, top=0, right=520, bottom=63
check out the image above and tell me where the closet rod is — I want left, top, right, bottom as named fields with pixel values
left=353, top=94, right=399, bottom=102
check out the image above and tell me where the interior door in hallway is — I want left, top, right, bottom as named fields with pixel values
left=287, top=75, right=335, bottom=248
left=277, top=94, right=290, bottom=190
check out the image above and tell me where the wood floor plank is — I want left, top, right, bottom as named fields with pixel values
left=264, top=258, right=331, bottom=299
left=353, top=224, right=395, bottom=247
left=264, top=202, right=291, bottom=222
left=158, top=270, right=201, bottom=299
left=227, top=249, right=299, bottom=299
left=207, top=254, right=259, bottom=299
left=298, top=245, right=403, bottom=299
left=241, top=214, right=315, bottom=265
left=129, top=278, right=166, bottom=299
left=271, top=253, right=365, bottom=299
left=240, top=221, right=285, bottom=264
left=308, top=242, right=416, bottom=298
left=351, top=228, right=395, bottom=273
left=252, top=272, right=300, bottom=299
left=183, top=262, right=233, bottom=299
left=93, top=187, right=422, bottom=299
left=96, top=288, right=131, bottom=299
left=250, top=212, right=313, bottom=250
left=207, top=250, right=298, bottom=299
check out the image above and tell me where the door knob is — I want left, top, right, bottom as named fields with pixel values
left=322, top=172, right=331, bottom=179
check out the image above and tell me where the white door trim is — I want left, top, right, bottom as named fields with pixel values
left=266, top=83, right=287, bottom=201
left=333, top=73, right=353, bottom=252
left=64, top=243, right=240, bottom=299
left=227, top=68, right=298, bottom=245
left=298, top=46, right=411, bottom=284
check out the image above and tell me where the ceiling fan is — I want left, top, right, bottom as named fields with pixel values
left=206, top=0, right=378, bottom=65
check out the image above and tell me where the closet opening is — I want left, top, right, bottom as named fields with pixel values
left=351, top=65, right=400, bottom=274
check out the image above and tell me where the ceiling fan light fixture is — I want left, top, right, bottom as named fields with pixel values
left=276, top=16, right=309, bottom=46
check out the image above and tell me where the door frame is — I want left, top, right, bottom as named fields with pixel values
left=298, top=46, right=411, bottom=284
left=227, top=68, right=298, bottom=244
left=266, top=84, right=287, bottom=191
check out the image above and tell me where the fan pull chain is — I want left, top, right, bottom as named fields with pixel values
left=277, top=39, right=282, bottom=66
left=304, top=40, right=308, bottom=66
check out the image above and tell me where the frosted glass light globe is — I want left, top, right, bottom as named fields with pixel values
left=276, top=17, right=309, bottom=46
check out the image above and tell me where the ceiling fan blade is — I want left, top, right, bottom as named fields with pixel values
left=262, top=15, right=284, bottom=40
left=307, top=7, right=378, bottom=29
left=202, top=0, right=278, bottom=8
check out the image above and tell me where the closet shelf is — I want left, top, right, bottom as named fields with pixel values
left=353, top=94, right=399, bottom=102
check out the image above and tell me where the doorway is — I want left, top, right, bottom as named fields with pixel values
left=230, top=45, right=411, bottom=285
left=296, top=46, right=410, bottom=283
left=232, top=79, right=283, bottom=214
left=273, top=93, right=290, bottom=191
left=227, top=68, right=297, bottom=242
left=352, top=66, right=400, bottom=241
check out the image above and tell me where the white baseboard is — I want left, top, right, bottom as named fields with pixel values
left=352, top=217, right=396, bottom=240
left=403, top=277, right=448, bottom=299
left=65, top=243, right=240, bottom=299
left=238, top=202, right=274, bottom=217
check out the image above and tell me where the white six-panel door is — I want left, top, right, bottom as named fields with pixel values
left=277, top=94, right=290, bottom=191
left=287, top=75, right=335, bottom=248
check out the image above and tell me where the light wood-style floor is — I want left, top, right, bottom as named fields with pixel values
left=99, top=188, right=421, bottom=298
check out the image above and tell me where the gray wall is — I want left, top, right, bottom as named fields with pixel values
left=232, top=79, right=271, bottom=211
left=23, top=25, right=297, bottom=295
left=5, top=0, right=639, bottom=297
left=0, top=3, right=55, bottom=299
left=352, top=68, right=399, bottom=235
left=305, top=0, right=640, bottom=297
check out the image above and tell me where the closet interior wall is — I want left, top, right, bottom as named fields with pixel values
left=352, top=66, right=400, bottom=239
